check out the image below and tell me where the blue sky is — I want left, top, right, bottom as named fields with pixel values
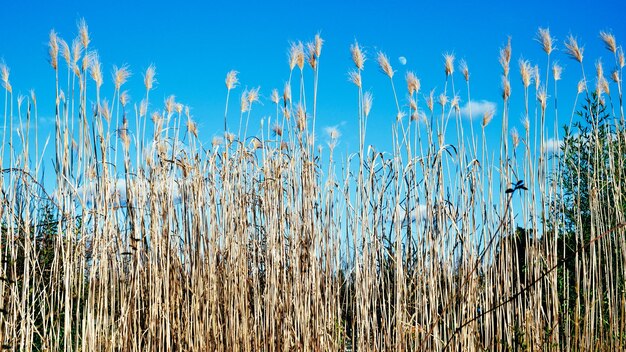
left=1, top=0, right=625, bottom=185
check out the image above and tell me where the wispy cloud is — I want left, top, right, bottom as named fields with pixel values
left=460, top=100, right=497, bottom=120
left=543, top=138, right=563, bottom=154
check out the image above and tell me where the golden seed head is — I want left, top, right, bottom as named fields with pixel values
left=618, top=47, right=625, bottom=68
left=510, top=127, right=520, bottom=148
left=533, top=65, right=540, bottom=90
left=306, top=41, right=318, bottom=71
left=565, top=35, right=584, bottom=63
left=426, top=90, right=434, bottom=112
left=225, top=132, right=235, bottom=143
left=451, top=95, right=460, bottom=111
left=552, top=62, right=563, bottom=81
left=596, top=59, right=604, bottom=79
left=251, top=138, right=263, bottom=150
left=611, top=70, right=620, bottom=83
left=502, top=77, right=511, bottom=101
left=537, top=86, right=547, bottom=110
left=438, top=94, right=448, bottom=107
left=247, top=87, right=260, bottom=106
left=577, top=79, right=587, bottom=94
left=113, top=64, right=131, bottom=91
left=78, top=18, right=90, bottom=50
left=59, top=38, right=71, bottom=67
left=144, top=65, right=156, bottom=91
left=350, top=41, right=365, bottom=70
left=120, top=90, right=130, bottom=107
left=0, top=63, right=11, bottom=93
left=212, top=136, right=224, bottom=147
left=348, top=70, right=362, bottom=88
left=186, top=119, right=198, bottom=138
left=536, top=27, right=554, bottom=55
left=165, top=95, right=176, bottom=115
left=499, top=37, right=512, bottom=77
left=89, top=53, right=103, bottom=88
left=225, top=70, right=238, bottom=90
left=406, top=71, right=420, bottom=95
left=272, top=124, right=283, bottom=137
left=101, top=99, right=111, bottom=122
left=482, top=109, right=495, bottom=127
left=519, top=59, right=532, bottom=88
left=459, top=59, right=469, bottom=81
left=271, top=89, right=280, bottom=105
left=521, top=117, right=530, bottom=132
left=139, top=99, right=148, bottom=117
left=409, top=98, right=417, bottom=111
left=240, top=90, right=250, bottom=113
left=119, top=128, right=130, bottom=150
left=72, top=38, right=82, bottom=65
left=314, top=33, right=323, bottom=58
left=597, top=76, right=609, bottom=96
left=283, top=82, right=291, bottom=105
left=175, top=103, right=183, bottom=115
left=377, top=51, right=394, bottom=79
left=600, top=31, right=617, bottom=54
left=49, top=30, right=59, bottom=70
left=363, top=91, right=373, bottom=117
left=289, top=42, right=305, bottom=71
left=444, top=53, right=455, bottom=76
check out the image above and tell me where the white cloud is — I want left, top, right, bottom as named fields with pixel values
left=460, top=100, right=497, bottom=120
left=543, top=138, right=563, bottom=154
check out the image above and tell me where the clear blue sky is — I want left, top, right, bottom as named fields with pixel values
left=1, top=0, right=625, bottom=182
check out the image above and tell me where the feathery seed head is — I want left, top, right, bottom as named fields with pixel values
left=611, top=69, right=620, bottom=84
left=247, top=86, right=260, bottom=105
left=306, top=41, right=318, bottom=70
left=49, top=30, right=59, bottom=70
left=444, top=53, right=455, bottom=76
left=59, top=38, right=71, bottom=67
left=271, top=89, right=280, bottom=105
left=618, top=47, right=625, bottom=68
left=438, top=93, right=448, bottom=108
left=519, top=59, right=532, bottom=88
left=251, top=138, right=263, bottom=150
left=348, top=70, right=362, bottom=88
left=120, top=90, right=130, bottom=107
left=139, top=99, right=148, bottom=117
left=600, top=31, right=617, bottom=54
left=289, top=42, right=305, bottom=71
left=272, top=124, right=283, bottom=137
left=187, top=119, right=198, bottom=138
left=78, top=18, right=90, bottom=50
left=597, top=76, right=609, bottom=96
left=165, top=95, right=176, bottom=115
left=552, top=62, right=563, bottom=81
left=212, top=136, right=224, bottom=147
left=577, top=79, right=587, bottom=94
left=451, top=95, right=460, bottom=111
left=502, top=78, right=511, bottom=100
left=314, top=33, right=323, bottom=58
left=426, top=90, right=434, bottom=112
left=350, top=41, right=365, bottom=70
left=377, top=51, right=394, bottom=78
left=101, top=99, right=111, bottom=122
left=510, top=127, right=520, bottom=148
left=536, top=28, right=554, bottom=55
left=144, top=65, right=156, bottom=91
left=225, top=132, right=235, bottom=143
left=521, top=116, right=530, bottom=132
left=89, top=53, right=103, bottom=89
left=225, top=70, right=238, bottom=90
left=71, top=38, right=82, bottom=65
left=596, top=59, right=604, bottom=79
left=406, top=71, right=420, bottom=95
left=396, top=111, right=406, bottom=121
left=0, top=63, right=11, bottom=93
left=499, top=37, right=512, bottom=77
left=240, top=90, right=250, bottom=113
left=363, top=91, right=373, bottom=117
left=482, top=109, right=495, bottom=127
left=175, top=103, right=183, bottom=115
left=119, top=128, right=130, bottom=150
left=409, top=97, right=417, bottom=111
left=565, top=35, right=584, bottom=63
left=283, top=82, right=291, bottom=106
left=30, top=90, right=36, bottom=107
left=459, top=59, right=469, bottom=81
left=113, top=64, right=131, bottom=91
left=533, top=65, right=540, bottom=90
left=537, top=86, right=547, bottom=110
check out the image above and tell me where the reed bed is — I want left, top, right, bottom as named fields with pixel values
left=0, top=22, right=625, bottom=351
